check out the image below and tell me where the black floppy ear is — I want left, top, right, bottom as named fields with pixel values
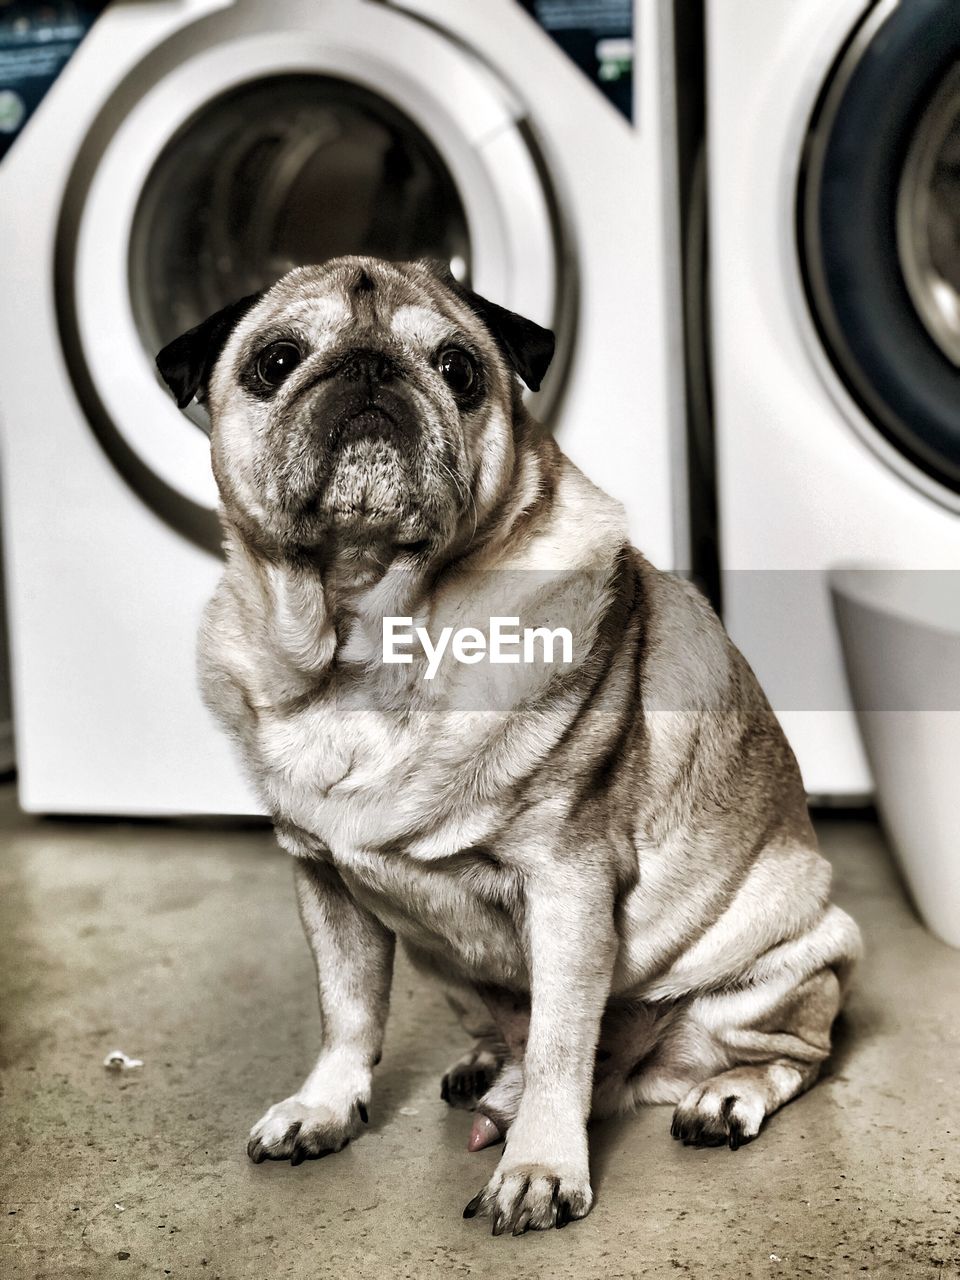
left=423, top=261, right=555, bottom=392
left=460, top=288, right=556, bottom=392
left=155, top=291, right=263, bottom=409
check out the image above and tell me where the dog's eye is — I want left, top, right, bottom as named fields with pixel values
left=255, top=341, right=303, bottom=389
left=438, top=348, right=477, bottom=396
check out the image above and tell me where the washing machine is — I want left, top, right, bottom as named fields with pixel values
left=0, top=0, right=688, bottom=815
left=707, top=0, right=960, bottom=801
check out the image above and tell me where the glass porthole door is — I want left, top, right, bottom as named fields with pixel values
left=801, top=0, right=960, bottom=503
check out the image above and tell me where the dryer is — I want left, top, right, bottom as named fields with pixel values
left=707, top=0, right=960, bottom=800
left=0, top=0, right=688, bottom=814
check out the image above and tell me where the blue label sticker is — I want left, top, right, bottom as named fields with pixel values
left=519, top=0, right=634, bottom=122
left=0, top=2, right=109, bottom=162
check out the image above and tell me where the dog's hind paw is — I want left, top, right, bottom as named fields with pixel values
left=247, top=1094, right=366, bottom=1165
left=440, top=1045, right=502, bottom=1109
left=670, top=1075, right=768, bottom=1150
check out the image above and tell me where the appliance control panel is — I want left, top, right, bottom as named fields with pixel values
left=519, top=0, right=634, bottom=121
left=0, top=1, right=109, bottom=162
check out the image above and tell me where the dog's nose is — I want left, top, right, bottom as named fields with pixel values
left=338, top=349, right=398, bottom=386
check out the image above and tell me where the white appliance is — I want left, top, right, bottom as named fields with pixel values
left=707, top=0, right=960, bottom=800
left=0, top=0, right=687, bottom=814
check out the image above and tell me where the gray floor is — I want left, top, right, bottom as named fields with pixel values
left=1, top=785, right=958, bottom=1280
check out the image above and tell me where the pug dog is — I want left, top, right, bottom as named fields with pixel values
left=156, top=257, right=861, bottom=1236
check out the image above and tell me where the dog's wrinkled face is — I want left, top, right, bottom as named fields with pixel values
left=156, top=257, right=555, bottom=554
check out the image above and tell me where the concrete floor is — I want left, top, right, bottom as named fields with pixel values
left=1, top=785, right=958, bottom=1280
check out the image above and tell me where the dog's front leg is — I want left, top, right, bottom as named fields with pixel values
left=247, top=855, right=395, bottom=1165
left=464, top=872, right=616, bottom=1234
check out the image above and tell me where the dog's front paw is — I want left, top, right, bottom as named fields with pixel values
left=247, top=1094, right=367, bottom=1166
left=463, top=1157, right=593, bottom=1235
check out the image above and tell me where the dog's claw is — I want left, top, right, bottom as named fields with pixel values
left=357, top=1101, right=369, bottom=1124
left=463, top=1191, right=484, bottom=1220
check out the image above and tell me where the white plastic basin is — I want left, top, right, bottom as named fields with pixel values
left=831, top=567, right=960, bottom=948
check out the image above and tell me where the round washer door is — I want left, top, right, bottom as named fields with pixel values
left=800, top=0, right=960, bottom=505
left=61, top=0, right=560, bottom=550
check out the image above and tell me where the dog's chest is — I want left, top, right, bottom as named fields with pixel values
left=254, top=695, right=525, bottom=982
left=254, top=695, right=423, bottom=845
